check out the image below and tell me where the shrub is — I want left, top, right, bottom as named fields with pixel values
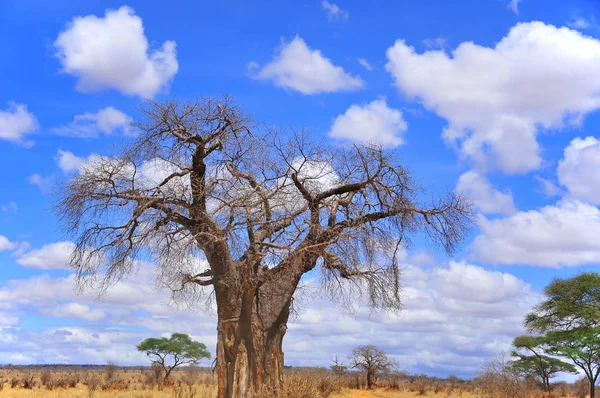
left=40, top=370, right=52, bottom=387
left=573, top=377, right=588, bottom=398
left=105, top=361, right=118, bottom=381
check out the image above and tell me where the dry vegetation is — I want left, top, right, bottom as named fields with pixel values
left=0, top=366, right=587, bottom=398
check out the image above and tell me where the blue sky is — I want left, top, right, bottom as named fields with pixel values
left=1, top=0, right=600, bottom=378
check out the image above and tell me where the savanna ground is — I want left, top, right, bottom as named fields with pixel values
left=0, top=366, right=586, bottom=398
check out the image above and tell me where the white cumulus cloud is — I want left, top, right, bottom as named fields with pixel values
left=0, top=103, right=38, bottom=146
left=558, top=136, right=600, bottom=204
left=470, top=200, right=600, bottom=267
left=17, top=242, right=74, bottom=270
left=47, top=303, right=106, bottom=322
left=252, top=36, right=363, bottom=95
left=53, top=107, right=133, bottom=138
left=328, top=98, right=407, bottom=146
left=386, top=22, right=600, bottom=174
left=0, top=236, right=18, bottom=252
left=54, top=6, right=178, bottom=98
left=456, top=171, right=515, bottom=215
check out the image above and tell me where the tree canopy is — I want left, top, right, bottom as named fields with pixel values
left=525, top=273, right=600, bottom=398
left=511, top=335, right=576, bottom=391
left=137, top=333, right=210, bottom=383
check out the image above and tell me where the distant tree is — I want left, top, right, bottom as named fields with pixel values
left=104, top=361, right=118, bottom=381
left=511, top=335, right=576, bottom=391
left=525, top=273, right=600, bottom=398
left=330, top=354, right=348, bottom=376
left=478, top=352, right=526, bottom=398
left=446, top=374, right=461, bottom=384
left=349, top=345, right=396, bottom=389
left=55, top=96, right=473, bottom=398
left=136, top=333, right=210, bottom=384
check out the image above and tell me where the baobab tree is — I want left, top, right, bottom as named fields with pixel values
left=55, top=96, right=473, bottom=398
left=349, top=345, right=396, bottom=389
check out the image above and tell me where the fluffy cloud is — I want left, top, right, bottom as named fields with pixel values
left=558, top=137, right=600, bottom=204
left=0, top=236, right=29, bottom=256
left=456, top=171, right=515, bottom=215
left=433, top=261, right=526, bottom=304
left=321, top=1, right=348, bottom=21
left=470, top=200, right=600, bottom=267
left=0, top=103, right=38, bottom=146
left=328, top=98, right=407, bottom=146
left=0, top=249, right=535, bottom=376
left=53, top=107, right=133, bottom=138
left=46, top=303, right=106, bottom=322
left=0, top=260, right=218, bottom=365
left=54, top=6, right=178, bottom=98
left=55, top=150, right=102, bottom=173
left=17, top=242, right=74, bottom=270
left=0, top=236, right=18, bottom=252
left=252, top=36, right=363, bottom=95
left=55, top=151, right=191, bottom=198
left=287, top=260, right=536, bottom=377
left=386, top=22, right=600, bottom=174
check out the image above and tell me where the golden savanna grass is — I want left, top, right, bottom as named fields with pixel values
left=0, top=367, right=585, bottom=398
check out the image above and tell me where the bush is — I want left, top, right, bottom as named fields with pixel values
left=573, top=377, right=588, bottom=398
left=40, top=370, right=52, bottom=387
left=105, top=361, right=118, bottom=381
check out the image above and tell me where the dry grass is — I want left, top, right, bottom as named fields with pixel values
left=333, top=391, right=482, bottom=398
left=0, top=367, right=584, bottom=398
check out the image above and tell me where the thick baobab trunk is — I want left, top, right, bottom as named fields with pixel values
left=216, top=317, right=286, bottom=398
left=212, top=249, right=314, bottom=398
left=215, top=284, right=293, bottom=398
left=366, top=369, right=376, bottom=390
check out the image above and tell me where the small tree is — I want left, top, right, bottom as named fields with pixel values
left=330, top=354, right=348, bottom=376
left=525, top=273, right=600, bottom=398
left=104, top=361, right=118, bottom=381
left=511, top=335, right=576, bottom=391
left=137, top=333, right=210, bottom=384
left=349, top=345, right=396, bottom=389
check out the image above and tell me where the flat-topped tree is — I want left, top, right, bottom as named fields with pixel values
left=525, top=273, right=600, bottom=398
left=511, top=335, right=576, bottom=392
left=137, top=333, right=210, bottom=384
left=55, top=96, right=473, bottom=398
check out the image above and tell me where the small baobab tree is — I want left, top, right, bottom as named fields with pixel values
left=55, top=96, right=473, bottom=398
left=349, top=345, right=396, bottom=389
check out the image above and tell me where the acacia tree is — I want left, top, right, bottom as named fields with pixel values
left=55, top=97, right=473, bottom=398
left=137, top=333, right=210, bottom=384
left=511, top=335, right=576, bottom=392
left=349, top=345, right=396, bottom=389
left=525, top=273, right=600, bottom=398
